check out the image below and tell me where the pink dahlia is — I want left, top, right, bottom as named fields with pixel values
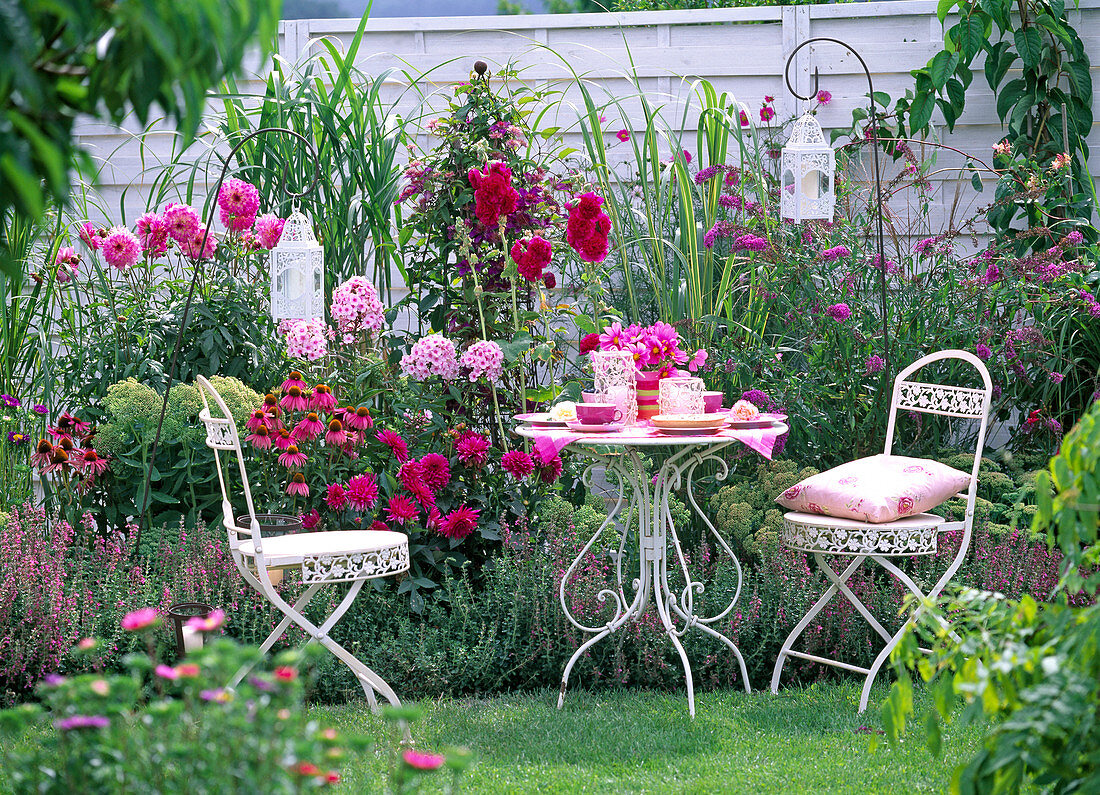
left=398, top=460, right=434, bottom=507
left=376, top=429, right=410, bottom=463
left=325, top=483, right=348, bottom=510
left=455, top=431, right=491, bottom=468
left=403, top=750, right=446, bottom=771
left=300, top=509, right=321, bottom=530
left=255, top=213, right=285, bottom=249
left=180, top=226, right=217, bottom=260
left=102, top=227, right=141, bottom=270
left=135, top=212, right=169, bottom=255
left=78, top=221, right=102, bottom=250
left=533, top=448, right=564, bottom=484
left=501, top=449, right=534, bottom=479
left=439, top=506, right=480, bottom=540
left=217, top=177, right=260, bottom=219
left=419, top=453, right=451, bottom=490
left=347, top=474, right=379, bottom=512
left=385, top=494, right=419, bottom=525
left=54, top=246, right=80, bottom=282
left=164, top=203, right=201, bottom=245
left=369, top=520, right=390, bottom=533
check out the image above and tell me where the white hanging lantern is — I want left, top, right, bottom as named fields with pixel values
left=270, top=209, right=324, bottom=321
left=780, top=114, right=836, bottom=223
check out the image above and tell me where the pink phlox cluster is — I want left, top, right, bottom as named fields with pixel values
left=281, top=318, right=329, bottom=361
left=331, top=276, right=386, bottom=342
left=401, top=334, right=459, bottom=381
left=460, top=340, right=505, bottom=382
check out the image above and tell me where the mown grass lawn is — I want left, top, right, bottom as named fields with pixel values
left=314, top=682, right=1006, bottom=794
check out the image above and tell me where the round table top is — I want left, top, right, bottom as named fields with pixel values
left=514, top=421, right=788, bottom=448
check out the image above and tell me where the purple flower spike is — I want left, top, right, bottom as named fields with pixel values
left=55, top=715, right=110, bottom=731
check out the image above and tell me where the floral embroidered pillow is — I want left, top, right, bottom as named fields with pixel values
left=774, top=455, right=971, bottom=524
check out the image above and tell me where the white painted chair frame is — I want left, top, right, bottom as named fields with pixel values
left=196, top=376, right=408, bottom=713
left=770, top=350, right=992, bottom=711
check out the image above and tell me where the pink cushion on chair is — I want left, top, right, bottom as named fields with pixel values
left=774, top=454, right=971, bottom=524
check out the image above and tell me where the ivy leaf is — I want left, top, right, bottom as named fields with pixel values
left=1014, top=27, right=1043, bottom=68
left=929, top=50, right=959, bottom=90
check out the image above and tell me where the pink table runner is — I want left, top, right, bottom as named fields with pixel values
left=530, top=414, right=788, bottom=462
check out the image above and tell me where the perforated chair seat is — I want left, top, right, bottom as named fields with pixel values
left=238, top=530, right=409, bottom=582
left=781, top=512, right=945, bottom=556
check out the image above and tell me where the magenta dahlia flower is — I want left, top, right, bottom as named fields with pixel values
left=439, top=506, right=480, bottom=540
left=102, top=227, right=141, bottom=270
left=419, top=453, right=451, bottom=490
left=385, top=494, right=419, bottom=525
left=347, top=474, right=379, bottom=511
left=501, top=449, right=534, bottom=479
left=455, top=431, right=491, bottom=468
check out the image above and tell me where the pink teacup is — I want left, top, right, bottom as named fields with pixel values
left=581, top=392, right=600, bottom=403
left=703, top=391, right=724, bottom=413
left=576, top=403, right=622, bottom=424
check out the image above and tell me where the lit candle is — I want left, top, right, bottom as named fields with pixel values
left=181, top=625, right=202, bottom=654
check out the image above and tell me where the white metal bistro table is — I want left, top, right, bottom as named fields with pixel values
left=517, top=420, right=788, bottom=717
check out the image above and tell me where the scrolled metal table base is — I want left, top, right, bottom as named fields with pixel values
left=556, top=442, right=749, bottom=718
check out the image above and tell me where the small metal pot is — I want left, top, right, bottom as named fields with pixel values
left=235, top=514, right=303, bottom=587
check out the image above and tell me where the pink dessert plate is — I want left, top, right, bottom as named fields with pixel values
left=515, top=412, right=568, bottom=428
left=565, top=420, right=625, bottom=433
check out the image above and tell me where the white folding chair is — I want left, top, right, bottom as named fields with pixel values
left=196, top=375, right=409, bottom=712
left=770, top=350, right=992, bottom=711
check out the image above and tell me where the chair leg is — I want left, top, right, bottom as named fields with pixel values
left=771, top=554, right=867, bottom=694
left=229, top=583, right=323, bottom=689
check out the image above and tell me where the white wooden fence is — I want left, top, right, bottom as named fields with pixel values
left=75, top=0, right=1100, bottom=236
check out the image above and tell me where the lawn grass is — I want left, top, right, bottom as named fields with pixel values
left=314, top=682, right=999, bottom=794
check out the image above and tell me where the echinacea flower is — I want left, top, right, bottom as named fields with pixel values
left=311, top=384, right=337, bottom=413
left=42, top=447, right=71, bottom=474
left=280, top=385, right=310, bottom=413
left=49, top=412, right=90, bottom=439
left=292, top=412, right=324, bottom=442
left=385, top=494, right=419, bottom=525
left=246, top=409, right=271, bottom=432
left=273, top=428, right=294, bottom=451
left=287, top=473, right=309, bottom=497
left=346, top=474, right=379, bottom=511
left=501, top=449, right=534, bottom=479
left=121, top=607, right=159, bottom=631
left=30, top=439, right=53, bottom=467
left=79, top=449, right=109, bottom=476
left=419, top=453, right=451, bottom=490
left=324, top=419, right=347, bottom=447
left=278, top=445, right=308, bottom=469
left=280, top=371, right=307, bottom=393
left=345, top=406, right=374, bottom=431
left=403, top=749, right=446, bottom=770
left=247, top=425, right=272, bottom=450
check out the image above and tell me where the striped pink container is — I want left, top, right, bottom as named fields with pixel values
left=635, top=370, right=662, bottom=421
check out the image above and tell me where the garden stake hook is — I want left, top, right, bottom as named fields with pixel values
left=784, top=38, right=890, bottom=373
left=134, top=127, right=322, bottom=555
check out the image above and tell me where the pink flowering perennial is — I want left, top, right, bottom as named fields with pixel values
left=401, top=334, right=459, bottom=381
left=460, top=340, right=505, bottom=382
left=331, top=276, right=386, bottom=342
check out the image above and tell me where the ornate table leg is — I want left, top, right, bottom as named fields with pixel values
left=556, top=450, right=645, bottom=708
left=654, top=444, right=751, bottom=717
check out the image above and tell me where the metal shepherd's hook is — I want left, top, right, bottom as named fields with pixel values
left=783, top=38, right=890, bottom=372
left=134, top=127, right=322, bottom=555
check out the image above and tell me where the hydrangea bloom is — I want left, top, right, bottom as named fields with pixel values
left=331, top=276, right=386, bottom=342
left=282, top=318, right=329, bottom=361
left=102, top=227, right=141, bottom=270
left=460, top=340, right=504, bottom=382
left=401, top=334, right=459, bottom=381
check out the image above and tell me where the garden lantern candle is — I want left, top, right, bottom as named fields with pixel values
left=270, top=210, right=324, bottom=320
left=592, top=350, right=638, bottom=425
left=659, top=376, right=705, bottom=416
left=780, top=114, right=835, bottom=223
left=166, top=602, right=216, bottom=659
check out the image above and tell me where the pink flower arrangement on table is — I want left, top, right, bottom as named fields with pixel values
left=595, top=321, right=707, bottom=377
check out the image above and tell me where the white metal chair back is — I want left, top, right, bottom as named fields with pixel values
left=883, top=350, right=993, bottom=563
left=195, top=375, right=264, bottom=560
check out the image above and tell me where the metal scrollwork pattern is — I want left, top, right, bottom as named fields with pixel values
left=301, top=543, right=410, bottom=583
left=781, top=516, right=939, bottom=556
left=895, top=381, right=987, bottom=418
left=200, top=412, right=237, bottom=449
